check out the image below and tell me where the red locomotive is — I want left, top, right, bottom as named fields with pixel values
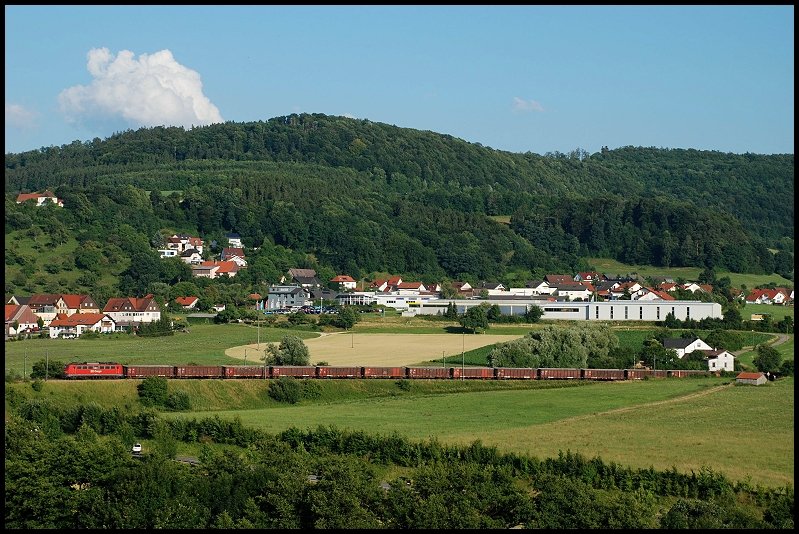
left=64, top=362, right=124, bottom=378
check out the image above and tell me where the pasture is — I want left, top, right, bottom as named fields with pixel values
left=159, top=376, right=793, bottom=488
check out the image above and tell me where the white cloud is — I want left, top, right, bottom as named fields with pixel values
left=512, top=97, right=545, bottom=113
left=58, top=48, right=223, bottom=129
left=5, top=103, right=38, bottom=129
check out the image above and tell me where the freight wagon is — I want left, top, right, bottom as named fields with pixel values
left=495, top=367, right=537, bottom=380
left=317, top=366, right=362, bottom=378
left=363, top=366, right=405, bottom=379
left=222, top=365, right=266, bottom=379
left=539, top=368, right=581, bottom=379
left=175, top=365, right=224, bottom=378
left=123, top=365, right=176, bottom=378
left=270, top=366, right=317, bottom=378
left=452, top=367, right=495, bottom=380
left=406, top=367, right=451, bottom=379
left=581, top=368, right=626, bottom=381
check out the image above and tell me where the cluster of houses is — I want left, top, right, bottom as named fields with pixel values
left=5, top=293, right=161, bottom=340
left=157, top=232, right=247, bottom=279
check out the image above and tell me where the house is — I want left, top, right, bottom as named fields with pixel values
left=452, top=281, right=473, bottom=293
left=697, top=349, right=735, bottom=372
left=6, top=295, right=31, bottom=306
left=544, top=274, right=573, bottom=285
left=393, top=282, right=428, bottom=296
left=5, top=304, right=41, bottom=337
left=60, top=294, right=100, bottom=315
left=680, top=282, right=704, bottom=293
left=179, top=248, right=203, bottom=265
left=525, top=280, right=556, bottom=296
left=193, top=260, right=239, bottom=279
left=102, top=295, right=161, bottom=327
left=266, top=285, right=311, bottom=310
left=159, top=249, right=179, bottom=259
left=175, top=296, right=199, bottom=310
left=48, top=312, right=116, bottom=339
left=662, top=337, right=714, bottom=359
left=27, top=294, right=68, bottom=315
left=283, top=268, right=320, bottom=289
left=15, top=190, right=64, bottom=207
left=636, top=288, right=676, bottom=301
left=166, top=234, right=204, bottom=255
left=746, top=288, right=789, bottom=305
left=553, top=283, right=592, bottom=301
left=369, top=279, right=390, bottom=292
left=574, top=272, right=606, bottom=283
left=226, top=233, right=243, bottom=248
left=736, top=372, right=767, bottom=386
left=331, top=275, right=357, bottom=291
left=221, top=247, right=247, bottom=266
left=385, top=276, right=404, bottom=291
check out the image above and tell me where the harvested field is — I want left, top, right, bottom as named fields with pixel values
left=225, top=333, right=523, bottom=366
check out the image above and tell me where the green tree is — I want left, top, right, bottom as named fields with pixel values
left=753, top=344, right=782, bottom=374
left=525, top=304, right=544, bottom=323
left=265, top=335, right=310, bottom=366
left=459, top=304, right=489, bottom=333
left=336, top=306, right=359, bottom=330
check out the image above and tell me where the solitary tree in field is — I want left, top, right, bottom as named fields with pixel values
left=459, top=304, right=489, bottom=333
left=265, top=335, right=310, bottom=366
left=753, top=344, right=782, bottom=374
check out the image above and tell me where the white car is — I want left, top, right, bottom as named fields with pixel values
left=132, top=443, right=142, bottom=453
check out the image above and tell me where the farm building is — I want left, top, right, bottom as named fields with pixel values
left=736, top=372, right=767, bottom=386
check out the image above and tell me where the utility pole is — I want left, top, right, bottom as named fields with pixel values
left=45, top=349, right=49, bottom=381
left=461, top=332, right=465, bottom=380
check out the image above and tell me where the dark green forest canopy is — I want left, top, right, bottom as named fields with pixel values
left=5, top=113, right=794, bottom=282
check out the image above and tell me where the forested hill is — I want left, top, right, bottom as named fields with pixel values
left=4, top=113, right=794, bottom=284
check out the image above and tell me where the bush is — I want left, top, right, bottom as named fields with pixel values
left=137, top=376, right=169, bottom=407
left=396, top=379, right=412, bottom=391
left=268, top=377, right=301, bottom=404
left=166, top=391, right=191, bottom=411
left=31, top=379, right=44, bottom=392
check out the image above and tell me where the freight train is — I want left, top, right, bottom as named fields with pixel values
left=62, top=362, right=712, bottom=381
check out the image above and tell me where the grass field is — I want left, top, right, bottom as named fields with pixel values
left=154, top=376, right=791, bottom=488
left=587, top=257, right=793, bottom=289
left=9, top=371, right=792, bottom=488
left=740, top=303, right=795, bottom=322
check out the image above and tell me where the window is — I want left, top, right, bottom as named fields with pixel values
left=640, top=306, right=643, bottom=320
left=595, top=306, right=599, bottom=319
left=624, top=306, right=628, bottom=319
left=686, top=307, right=690, bottom=318
left=656, top=306, right=660, bottom=320
left=610, top=307, right=614, bottom=319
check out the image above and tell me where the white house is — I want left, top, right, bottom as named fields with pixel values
left=553, top=283, right=592, bottom=301
left=16, top=191, right=64, bottom=207
left=266, top=285, right=311, bottom=310
left=331, top=275, right=357, bottom=291
left=48, top=313, right=116, bottom=338
left=662, top=337, right=714, bottom=359
left=102, top=296, right=161, bottom=327
left=699, top=349, right=735, bottom=372
left=226, top=233, right=243, bottom=248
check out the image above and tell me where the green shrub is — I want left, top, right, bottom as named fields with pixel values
left=31, top=379, right=43, bottom=392
left=137, top=376, right=169, bottom=407
left=268, top=377, right=301, bottom=404
left=166, top=391, right=192, bottom=411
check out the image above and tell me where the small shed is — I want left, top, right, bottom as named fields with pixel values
left=736, top=372, right=767, bottom=386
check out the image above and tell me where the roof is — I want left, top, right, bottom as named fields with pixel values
left=289, top=268, right=316, bottom=278
left=736, top=372, right=765, bottom=380
left=28, top=294, right=64, bottom=306
left=60, top=294, right=94, bottom=309
left=248, top=293, right=263, bottom=300
left=544, top=275, right=573, bottom=284
left=200, top=260, right=239, bottom=274
left=49, top=313, right=112, bottom=327
left=103, top=296, right=159, bottom=313
left=697, top=349, right=733, bottom=358
left=16, top=191, right=56, bottom=202
left=5, top=304, right=40, bottom=324
left=175, top=296, right=199, bottom=306
left=331, top=275, right=356, bottom=283
left=662, top=338, right=696, bottom=349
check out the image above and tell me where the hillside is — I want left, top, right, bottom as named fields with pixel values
left=4, top=113, right=794, bottom=298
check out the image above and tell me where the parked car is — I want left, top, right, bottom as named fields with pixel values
left=132, top=443, right=142, bottom=453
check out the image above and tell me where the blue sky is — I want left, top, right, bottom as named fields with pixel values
left=5, top=5, right=794, bottom=155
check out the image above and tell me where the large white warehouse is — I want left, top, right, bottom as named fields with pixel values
left=407, top=299, right=723, bottom=322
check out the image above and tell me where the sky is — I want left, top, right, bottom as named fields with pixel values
left=4, top=5, right=794, bottom=156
